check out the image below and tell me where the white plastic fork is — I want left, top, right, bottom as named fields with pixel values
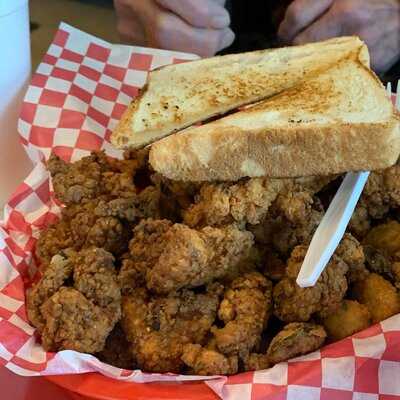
left=296, top=80, right=399, bottom=287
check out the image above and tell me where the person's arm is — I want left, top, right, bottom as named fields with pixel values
left=113, top=0, right=235, bottom=57
left=278, top=0, right=400, bottom=73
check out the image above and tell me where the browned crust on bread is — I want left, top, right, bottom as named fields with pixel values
left=111, top=84, right=148, bottom=148
left=111, top=37, right=370, bottom=150
left=149, top=118, right=400, bottom=181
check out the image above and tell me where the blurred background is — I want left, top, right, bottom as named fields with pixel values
left=30, top=0, right=118, bottom=68
left=30, top=0, right=400, bottom=88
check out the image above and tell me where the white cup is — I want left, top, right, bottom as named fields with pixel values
left=0, top=0, right=33, bottom=213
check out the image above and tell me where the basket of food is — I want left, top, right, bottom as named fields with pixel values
left=1, top=24, right=400, bottom=400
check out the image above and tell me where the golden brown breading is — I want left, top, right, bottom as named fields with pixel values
left=352, top=273, right=400, bottom=323
left=35, top=189, right=163, bottom=265
left=184, top=175, right=332, bottom=229
left=41, top=287, right=117, bottom=353
left=267, top=323, right=326, bottom=365
left=350, top=164, right=400, bottom=238
left=35, top=218, right=74, bottom=265
left=364, top=220, right=400, bottom=255
left=273, top=190, right=320, bottom=225
left=28, top=247, right=121, bottom=353
left=124, top=219, right=254, bottom=294
left=119, top=219, right=172, bottom=293
left=212, top=272, right=273, bottom=359
left=262, top=250, right=286, bottom=282
left=349, top=204, right=371, bottom=239
left=363, top=221, right=400, bottom=287
left=273, top=245, right=348, bottom=322
left=32, top=149, right=400, bottom=375
left=181, top=344, right=238, bottom=375
left=69, top=203, right=130, bottom=257
left=248, top=186, right=324, bottom=257
left=151, top=173, right=200, bottom=211
left=48, top=152, right=106, bottom=205
left=183, top=178, right=286, bottom=227
left=48, top=151, right=149, bottom=205
left=73, top=248, right=121, bottom=310
left=362, top=164, right=400, bottom=219
left=242, top=353, right=270, bottom=371
left=96, top=324, right=136, bottom=370
left=27, top=250, right=75, bottom=330
left=321, top=300, right=371, bottom=341
left=121, top=285, right=222, bottom=373
left=336, top=234, right=369, bottom=284
left=270, top=210, right=323, bottom=256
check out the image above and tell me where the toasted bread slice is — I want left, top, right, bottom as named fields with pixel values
left=112, top=36, right=369, bottom=149
left=149, top=60, right=400, bottom=181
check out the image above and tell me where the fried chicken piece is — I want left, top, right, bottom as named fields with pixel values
left=48, top=152, right=106, bottom=205
left=242, top=353, right=270, bottom=371
left=363, top=221, right=400, bottom=287
left=121, top=285, right=222, bottom=373
left=184, top=175, right=332, bottom=228
left=120, top=219, right=172, bottom=292
left=352, top=273, right=400, bottom=323
left=124, top=219, right=254, bottom=294
left=96, top=324, right=135, bottom=370
left=364, top=245, right=395, bottom=280
left=262, top=251, right=286, bottom=282
left=41, top=287, right=116, bottom=353
left=273, top=190, right=320, bottom=225
left=73, top=247, right=121, bottom=311
left=118, top=257, right=146, bottom=295
left=336, top=234, right=369, bottom=284
left=35, top=218, right=73, bottom=265
left=151, top=173, right=200, bottom=211
left=271, top=210, right=323, bottom=256
left=273, top=245, right=348, bottom=322
left=68, top=201, right=130, bottom=257
left=321, top=300, right=371, bottom=341
left=28, top=247, right=121, bottom=353
left=212, top=272, right=273, bottom=359
left=94, top=198, right=139, bottom=222
left=364, top=221, right=400, bottom=255
left=350, top=164, right=400, bottom=238
left=122, top=147, right=150, bottom=169
left=94, top=186, right=161, bottom=221
left=35, top=195, right=144, bottom=264
left=349, top=204, right=371, bottom=239
left=48, top=150, right=153, bottom=206
left=183, top=178, right=286, bottom=227
left=27, top=250, right=74, bottom=330
left=249, top=192, right=323, bottom=257
left=181, top=344, right=238, bottom=375
left=134, top=186, right=162, bottom=219
left=267, top=323, right=326, bottom=365
left=362, top=164, right=400, bottom=219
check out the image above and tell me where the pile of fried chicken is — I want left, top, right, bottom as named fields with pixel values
left=26, top=150, right=400, bottom=375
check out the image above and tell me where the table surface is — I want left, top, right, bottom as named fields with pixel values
left=0, top=366, right=78, bottom=400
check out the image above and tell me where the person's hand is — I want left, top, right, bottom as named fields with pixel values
left=278, top=0, right=400, bottom=73
left=113, top=0, right=235, bottom=57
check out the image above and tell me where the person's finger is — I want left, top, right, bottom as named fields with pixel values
left=292, top=10, right=342, bottom=45
left=278, top=0, right=334, bottom=43
left=149, top=10, right=234, bottom=56
left=155, top=0, right=230, bottom=29
left=114, top=0, right=147, bottom=44
left=117, top=17, right=146, bottom=44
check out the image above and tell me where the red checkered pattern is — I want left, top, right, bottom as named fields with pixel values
left=0, top=23, right=399, bottom=399
left=18, top=23, right=198, bottom=164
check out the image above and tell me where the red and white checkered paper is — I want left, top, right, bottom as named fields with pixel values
left=0, top=23, right=400, bottom=399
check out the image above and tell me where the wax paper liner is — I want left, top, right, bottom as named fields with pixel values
left=0, top=23, right=399, bottom=399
